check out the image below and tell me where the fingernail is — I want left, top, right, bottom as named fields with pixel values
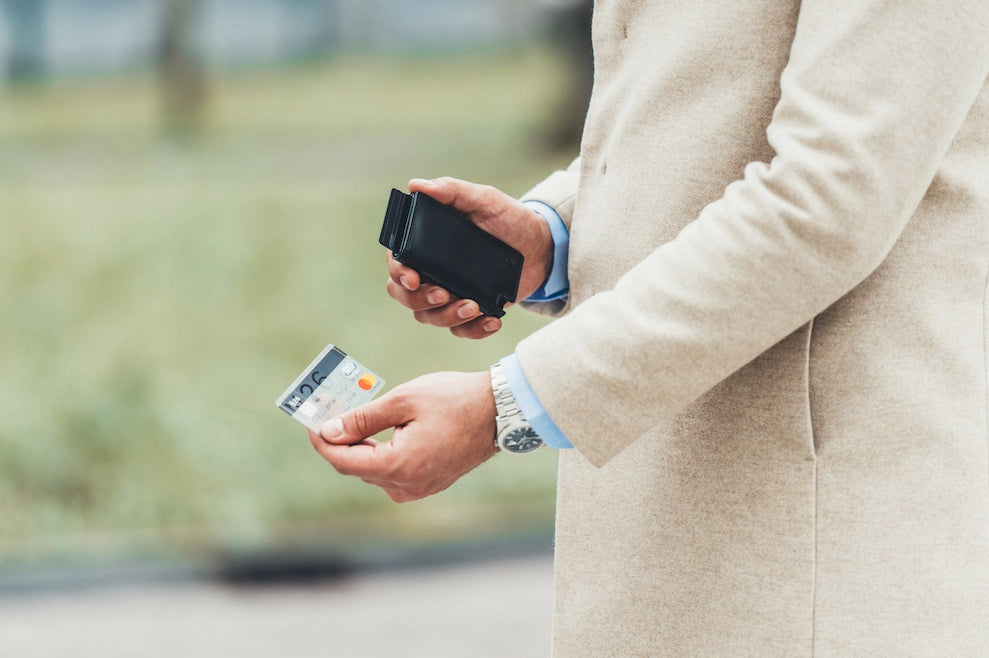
left=321, top=417, right=344, bottom=441
left=483, top=319, right=500, bottom=333
left=409, top=178, right=434, bottom=187
left=399, top=275, right=414, bottom=291
left=427, top=289, right=448, bottom=305
left=457, top=302, right=478, bottom=319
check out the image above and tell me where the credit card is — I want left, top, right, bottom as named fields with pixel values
left=275, top=344, right=386, bottom=432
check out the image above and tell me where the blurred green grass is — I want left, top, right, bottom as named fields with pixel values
left=0, top=48, right=574, bottom=563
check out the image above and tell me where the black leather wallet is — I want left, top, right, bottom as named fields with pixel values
left=379, top=188, right=523, bottom=318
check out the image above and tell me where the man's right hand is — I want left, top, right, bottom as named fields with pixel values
left=385, top=177, right=554, bottom=340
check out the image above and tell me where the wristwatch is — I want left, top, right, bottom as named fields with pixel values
left=490, top=362, right=544, bottom=454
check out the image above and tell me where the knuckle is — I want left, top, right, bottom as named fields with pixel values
left=406, top=484, right=430, bottom=500
left=425, top=286, right=449, bottom=306
left=389, top=483, right=424, bottom=504
left=477, top=184, right=500, bottom=206
left=414, top=308, right=454, bottom=326
left=387, top=388, right=417, bottom=418
left=450, top=325, right=481, bottom=340
left=389, top=490, right=413, bottom=504
left=386, top=279, right=415, bottom=304
left=350, top=407, right=372, bottom=438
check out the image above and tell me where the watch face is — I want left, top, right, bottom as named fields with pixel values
left=501, top=426, right=543, bottom=454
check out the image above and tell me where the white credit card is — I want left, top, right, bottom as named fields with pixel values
left=275, top=344, right=385, bottom=432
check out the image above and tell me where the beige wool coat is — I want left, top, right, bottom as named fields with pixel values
left=515, top=1, right=989, bottom=655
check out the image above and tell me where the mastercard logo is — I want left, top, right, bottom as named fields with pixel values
left=357, top=374, right=377, bottom=391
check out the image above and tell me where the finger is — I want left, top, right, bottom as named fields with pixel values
left=385, top=254, right=452, bottom=310
left=385, top=489, right=420, bottom=504
left=408, top=177, right=503, bottom=219
left=319, top=393, right=410, bottom=445
left=366, top=482, right=415, bottom=504
left=412, top=299, right=481, bottom=328
left=367, top=478, right=420, bottom=504
left=309, top=428, right=377, bottom=450
left=385, top=277, right=451, bottom=312
left=449, top=315, right=503, bottom=339
left=360, top=476, right=393, bottom=488
left=386, top=254, right=422, bottom=292
left=314, top=441, right=386, bottom=478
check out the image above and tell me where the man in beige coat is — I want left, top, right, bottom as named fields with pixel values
left=310, top=1, right=989, bottom=654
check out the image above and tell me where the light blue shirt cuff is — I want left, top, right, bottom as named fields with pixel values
left=500, top=354, right=573, bottom=449
left=522, top=200, right=570, bottom=302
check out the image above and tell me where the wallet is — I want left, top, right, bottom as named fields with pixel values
left=379, top=188, right=523, bottom=318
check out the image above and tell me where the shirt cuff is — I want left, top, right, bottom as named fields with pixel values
left=499, top=354, right=573, bottom=449
left=522, top=200, right=570, bottom=302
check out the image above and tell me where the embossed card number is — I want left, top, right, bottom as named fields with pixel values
left=275, top=344, right=385, bottom=432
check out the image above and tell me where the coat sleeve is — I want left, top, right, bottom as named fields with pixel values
left=515, top=1, right=989, bottom=467
left=516, top=156, right=582, bottom=317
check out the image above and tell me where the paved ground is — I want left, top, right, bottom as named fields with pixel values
left=0, top=554, right=554, bottom=658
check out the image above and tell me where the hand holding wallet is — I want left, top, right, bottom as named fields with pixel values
left=379, top=188, right=524, bottom=318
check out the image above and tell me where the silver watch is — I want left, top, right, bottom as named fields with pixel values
left=490, top=362, right=544, bottom=454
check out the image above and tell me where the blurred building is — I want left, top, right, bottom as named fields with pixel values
left=0, top=0, right=551, bottom=83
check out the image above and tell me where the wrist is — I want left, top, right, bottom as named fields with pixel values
left=533, top=209, right=554, bottom=288
left=515, top=206, right=555, bottom=301
left=490, top=362, right=544, bottom=455
left=522, top=200, right=569, bottom=302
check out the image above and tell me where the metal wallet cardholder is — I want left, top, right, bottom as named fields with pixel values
left=378, top=188, right=523, bottom=318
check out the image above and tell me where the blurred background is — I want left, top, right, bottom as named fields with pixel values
left=0, top=0, right=591, bottom=655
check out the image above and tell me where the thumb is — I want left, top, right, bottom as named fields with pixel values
left=319, top=395, right=406, bottom=444
left=408, top=177, right=492, bottom=216
left=407, top=177, right=454, bottom=206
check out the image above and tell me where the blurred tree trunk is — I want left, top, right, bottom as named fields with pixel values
left=1, top=0, right=47, bottom=83
left=159, top=0, right=207, bottom=140
left=543, top=0, right=593, bottom=152
left=546, top=0, right=594, bottom=150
